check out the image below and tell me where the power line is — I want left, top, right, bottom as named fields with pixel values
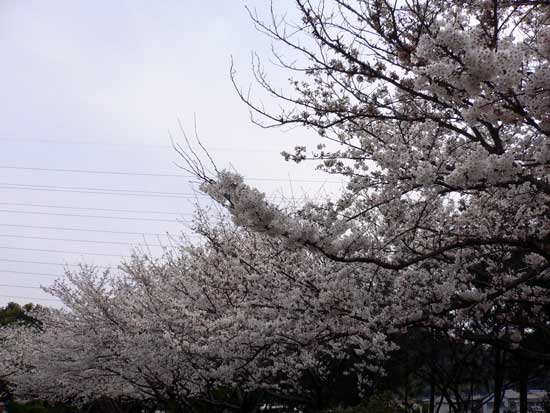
left=0, top=284, right=43, bottom=290
left=0, top=223, right=187, bottom=237
left=0, top=245, right=129, bottom=258
left=0, top=209, right=186, bottom=223
left=0, top=270, right=62, bottom=278
left=0, top=234, right=173, bottom=247
left=0, top=294, right=60, bottom=303
left=0, top=138, right=278, bottom=153
left=0, top=202, right=186, bottom=215
left=0, top=182, right=204, bottom=197
left=0, top=165, right=342, bottom=184
left=0, top=166, right=178, bottom=177
left=0, top=258, right=113, bottom=269
left=0, top=138, right=175, bottom=148
left=0, top=183, right=311, bottom=201
left=0, top=185, right=199, bottom=199
left=1, top=246, right=184, bottom=260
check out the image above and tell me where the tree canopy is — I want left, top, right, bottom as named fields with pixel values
left=1, top=1, right=549, bottom=412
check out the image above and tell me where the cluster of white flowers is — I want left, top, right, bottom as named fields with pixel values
left=207, top=0, right=550, bottom=366
left=0, top=221, right=402, bottom=407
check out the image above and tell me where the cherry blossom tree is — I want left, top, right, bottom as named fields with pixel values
left=187, top=3, right=550, bottom=409
left=0, top=219, right=396, bottom=411
left=0, top=261, right=235, bottom=411
left=200, top=0, right=550, bottom=355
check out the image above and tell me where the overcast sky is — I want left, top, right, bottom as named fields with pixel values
left=0, top=0, right=343, bottom=306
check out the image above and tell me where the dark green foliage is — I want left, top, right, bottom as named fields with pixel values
left=8, top=401, right=47, bottom=413
left=7, top=400, right=78, bottom=413
left=0, top=303, right=39, bottom=328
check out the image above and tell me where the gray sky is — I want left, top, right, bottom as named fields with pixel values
left=0, top=0, right=342, bottom=306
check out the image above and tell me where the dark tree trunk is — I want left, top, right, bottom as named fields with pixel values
left=493, top=348, right=504, bottom=413
left=429, top=330, right=436, bottom=413
left=519, top=360, right=528, bottom=413
left=429, top=378, right=435, bottom=413
left=404, top=352, right=410, bottom=413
